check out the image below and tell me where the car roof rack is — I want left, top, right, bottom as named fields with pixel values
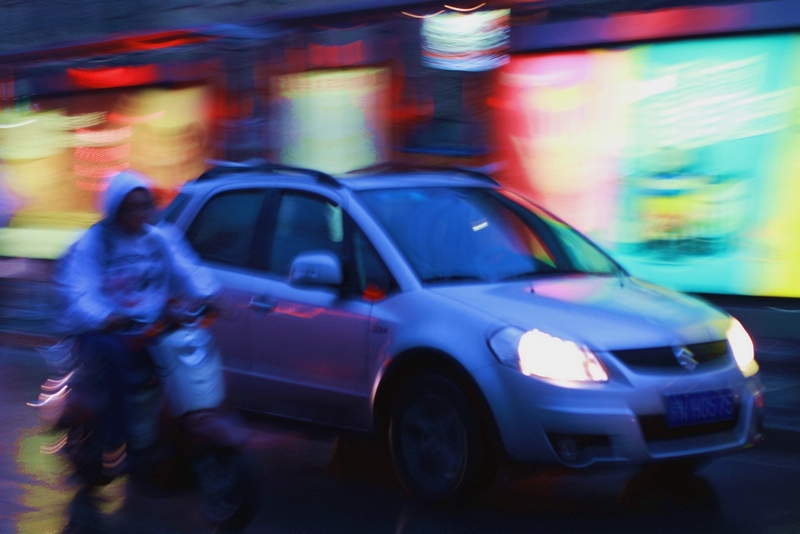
left=198, top=159, right=341, bottom=188
left=345, top=162, right=499, bottom=186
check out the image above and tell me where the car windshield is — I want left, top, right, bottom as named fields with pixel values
left=357, top=186, right=621, bottom=284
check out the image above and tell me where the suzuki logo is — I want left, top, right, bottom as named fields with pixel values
left=674, top=346, right=698, bottom=371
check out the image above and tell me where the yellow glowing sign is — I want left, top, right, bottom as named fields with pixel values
left=275, top=68, right=390, bottom=174
left=0, top=85, right=212, bottom=259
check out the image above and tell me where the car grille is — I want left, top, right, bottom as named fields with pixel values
left=638, top=406, right=740, bottom=442
left=610, top=340, right=729, bottom=369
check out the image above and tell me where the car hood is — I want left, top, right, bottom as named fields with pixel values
left=430, top=275, right=731, bottom=351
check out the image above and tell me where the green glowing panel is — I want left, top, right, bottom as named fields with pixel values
left=494, top=33, right=800, bottom=297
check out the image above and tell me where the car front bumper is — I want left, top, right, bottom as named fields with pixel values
left=480, top=362, right=766, bottom=468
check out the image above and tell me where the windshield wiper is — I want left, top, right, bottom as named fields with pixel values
left=500, top=269, right=582, bottom=281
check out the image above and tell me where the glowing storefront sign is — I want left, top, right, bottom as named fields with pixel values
left=274, top=67, right=390, bottom=174
left=0, top=85, right=213, bottom=258
left=493, top=34, right=800, bottom=297
left=421, top=9, right=510, bottom=72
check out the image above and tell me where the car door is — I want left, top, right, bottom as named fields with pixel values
left=182, top=188, right=272, bottom=400
left=244, top=189, right=393, bottom=430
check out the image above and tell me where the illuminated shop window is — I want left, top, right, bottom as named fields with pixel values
left=0, top=85, right=213, bottom=258
left=421, top=9, right=510, bottom=72
left=492, top=34, right=800, bottom=298
left=273, top=67, right=391, bottom=174
left=399, top=10, right=509, bottom=157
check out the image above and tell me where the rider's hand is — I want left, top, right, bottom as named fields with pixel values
left=189, top=297, right=224, bottom=317
left=203, top=298, right=224, bottom=316
left=103, top=314, right=130, bottom=331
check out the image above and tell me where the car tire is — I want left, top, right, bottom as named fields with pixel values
left=389, top=373, right=497, bottom=506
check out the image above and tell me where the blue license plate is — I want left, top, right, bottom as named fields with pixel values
left=664, top=389, right=735, bottom=428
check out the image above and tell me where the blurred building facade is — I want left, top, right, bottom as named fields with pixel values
left=5, top=0, right=800, bottom=305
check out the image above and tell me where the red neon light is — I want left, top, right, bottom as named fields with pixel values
left=74, top=144, right=132, bottom=163
left=604, top=5, right=750, bottom=41
left=310, top=44, right=326, bottom=66
left=122, top=34, right=207, bottom=51
left=308, top=41, right=366, bottom=67
left=343, top=41, right=364, bottom=65
left=68, top=65, right=158, bottom=89
left=76, top=127, right=132, bottom=144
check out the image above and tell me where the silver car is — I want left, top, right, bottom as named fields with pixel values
left=161, top=161, right=766, bottom=504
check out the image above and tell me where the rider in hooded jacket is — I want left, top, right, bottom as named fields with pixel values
left=53, top=169, right=220, bottom=531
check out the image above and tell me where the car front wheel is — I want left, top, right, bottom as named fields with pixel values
left=389, top=374, right=496, bottom=505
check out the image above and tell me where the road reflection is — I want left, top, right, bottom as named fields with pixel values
left=619, top=466, right=720, bottom=521
left=5, top=419, right=752, bottom=534
left=321, top=434, right=725, bottom=534
left=13, top=428, right=127, bottom=533
left=0, top=352, right=734, bottom=534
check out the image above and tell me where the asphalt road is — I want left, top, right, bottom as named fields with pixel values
left=2, top=345, right=800, bottom=534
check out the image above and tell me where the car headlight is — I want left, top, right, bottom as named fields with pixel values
left=727, top=318, right=759, bottom=377
left=489, top=327, right=608, bottom=382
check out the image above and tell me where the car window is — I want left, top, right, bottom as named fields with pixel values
left=352, top=226, right=396, bottom=294
left=357, top=186, right=619, bottom=283
left=262, top=190, right=396, bottom=295
left=269, top=192, right=344, bottom=277
left=185, top=189, right=268, bottom=267
left=500, top=191, right=622, bottom=275
left=544, top=218, right=617, bottom=273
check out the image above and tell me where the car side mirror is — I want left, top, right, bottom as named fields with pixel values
left=289, top=251, right=343, bottom=287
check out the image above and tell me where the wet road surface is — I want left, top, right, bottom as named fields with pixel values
left=2, top=345, right=800, bottom=534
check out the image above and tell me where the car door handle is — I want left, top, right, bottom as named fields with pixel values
left=248, top=296, right=274, bottom=312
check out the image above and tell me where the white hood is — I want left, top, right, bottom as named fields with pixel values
left=102, top=169, right=151, bottom=220
left=431, top=275, right=731, bottom=351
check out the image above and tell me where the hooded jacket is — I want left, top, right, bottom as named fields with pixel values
left=54, top=170, right=220, bottom=333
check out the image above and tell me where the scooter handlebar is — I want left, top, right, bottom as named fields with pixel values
left=116, top=304, right=218, bottom=338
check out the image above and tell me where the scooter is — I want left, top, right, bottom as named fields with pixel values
left=30, top=304, right=262, bottom=533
